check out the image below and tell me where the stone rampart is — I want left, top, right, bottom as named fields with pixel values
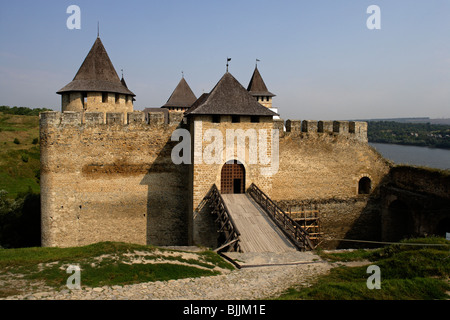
left=280, top=119, right=367, bottom=142
left=40, top=111, right=188, bottom=247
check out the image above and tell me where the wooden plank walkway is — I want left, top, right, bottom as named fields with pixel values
left=221, top=194, right=298, bottom=253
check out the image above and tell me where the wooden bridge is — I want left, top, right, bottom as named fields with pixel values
left=206, top=184, right=314, bottom=253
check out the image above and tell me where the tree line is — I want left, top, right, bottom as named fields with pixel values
left=0, top=105, right=53, bottom=116
left=367, top=121, right=450, bottom=149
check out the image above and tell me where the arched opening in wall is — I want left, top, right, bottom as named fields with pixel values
left=221, top=160, right=245, bottom=194
left=436, top=217, right=450, bottom=237
left=388, top=200, right=414, bottom=241
left=358, top=177, right=371, bottom=194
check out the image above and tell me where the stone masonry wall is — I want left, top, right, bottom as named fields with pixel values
left=270, top=119, right=391, bottom=248
left=40, top=111, right=188, bottom=247
left=189, top=115, right=275, bottom=247
left=41, top=111, right=392, bottom=250
left=61, top=92, right=133, bottom=119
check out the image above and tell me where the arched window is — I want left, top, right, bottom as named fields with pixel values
left=358, top=177, right=371, bottom=194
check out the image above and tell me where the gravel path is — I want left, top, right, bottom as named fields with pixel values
left=1, top=252, right=332, bottom=300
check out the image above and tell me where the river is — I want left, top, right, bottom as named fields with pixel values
left=369, top=143, right=450, bottom=170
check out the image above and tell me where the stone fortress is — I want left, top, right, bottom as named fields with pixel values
left=40, top=36, right=450, bottom=249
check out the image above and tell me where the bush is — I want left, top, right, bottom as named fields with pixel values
left=32, top=138, right=38, bottom=145
left=13, top=138, right=20, bottom=144
left=21, top=154, right=29, bottom=163
left=0, top=190, right=41, bottom=248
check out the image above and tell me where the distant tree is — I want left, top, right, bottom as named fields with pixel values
left=0, top=105, right=53, bottom=116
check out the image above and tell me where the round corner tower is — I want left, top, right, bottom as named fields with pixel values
left=56, top=36, right=135, bottom=115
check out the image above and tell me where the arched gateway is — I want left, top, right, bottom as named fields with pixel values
left=220, top=160, right=245, bottom=194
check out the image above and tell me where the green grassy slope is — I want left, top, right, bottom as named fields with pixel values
left=0, top=112, right=41, bottom=198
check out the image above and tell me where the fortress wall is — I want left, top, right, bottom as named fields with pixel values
left=270, top=119, right=391, bottom=248
left=380, top=166, right=450, bottom=242
left=271, top=119, right=385, bottom=200
left=40, top=111, right=189, bottom=247
left=40, top=112, right=392, bottom=249
left=190, top=115, right=275, bottom=247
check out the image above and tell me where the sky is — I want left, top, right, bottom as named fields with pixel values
left=0, top=0, right=449, bottom=121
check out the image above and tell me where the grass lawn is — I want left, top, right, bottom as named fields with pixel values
left=0, top=241, right=234, bottom=297
left=275, top=237, right=450, bottom=300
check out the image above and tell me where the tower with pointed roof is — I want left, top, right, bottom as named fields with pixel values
left=247, top=66, right=275, bottom=109
left=162, top=76, right=197, bottom=112
left=57, top=37, right=135, bottom=116
left=185, top=71, right=278, bottom=245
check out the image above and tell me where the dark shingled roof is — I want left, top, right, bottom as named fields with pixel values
left=162, top=77, right=197, bottom=108
left=188, top=93, right=209, bottom=111
left=121, top=76, right=136, bottom=101
left=185, top=72, right=278, bottom=117
left=247, top=66, right=275, bottom=97
left=57, top=37, right=135, bottom=96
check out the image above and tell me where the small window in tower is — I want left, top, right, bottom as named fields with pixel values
left=251, top=116, right=259, bottom=123
left=232, top=115, right=240, bottom=123
left=212, top=115, right=220, bottom=123
left=82, top=92, right=87, bottom=109
left=102, top=92, right=108, bottom=103
left=115, top=93, right=119, bottom=104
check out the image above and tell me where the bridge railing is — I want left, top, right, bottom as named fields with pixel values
left=206, top=184, right=242, bottom=252
left=247, top=183, right=314, bottom=251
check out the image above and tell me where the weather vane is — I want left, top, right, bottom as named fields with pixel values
left=226, top=57, right=231, bottom=72
left=256, top=59, right=260, bottom=67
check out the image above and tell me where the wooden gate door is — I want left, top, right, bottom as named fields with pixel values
left=221, top=161, right=245, bottom=194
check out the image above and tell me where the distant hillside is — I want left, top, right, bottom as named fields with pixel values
left=367, top=121, right=450, bottom=149
left=357, top=117, right=450, bottom=125
left=0, top=106, right=51, bottom=198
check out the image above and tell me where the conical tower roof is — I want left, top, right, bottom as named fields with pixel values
left=162, top=77, right=197, bottom=108
left=57, top=37, right=135, bottom=96
left=185, top=72, right=277, bottom=117
left=247, top=66, right=275, bottom=97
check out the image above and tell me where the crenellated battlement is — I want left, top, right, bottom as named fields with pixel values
left=39, top=111, right=184, bottom=128
left=275, top=119, right=368, bottom=142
